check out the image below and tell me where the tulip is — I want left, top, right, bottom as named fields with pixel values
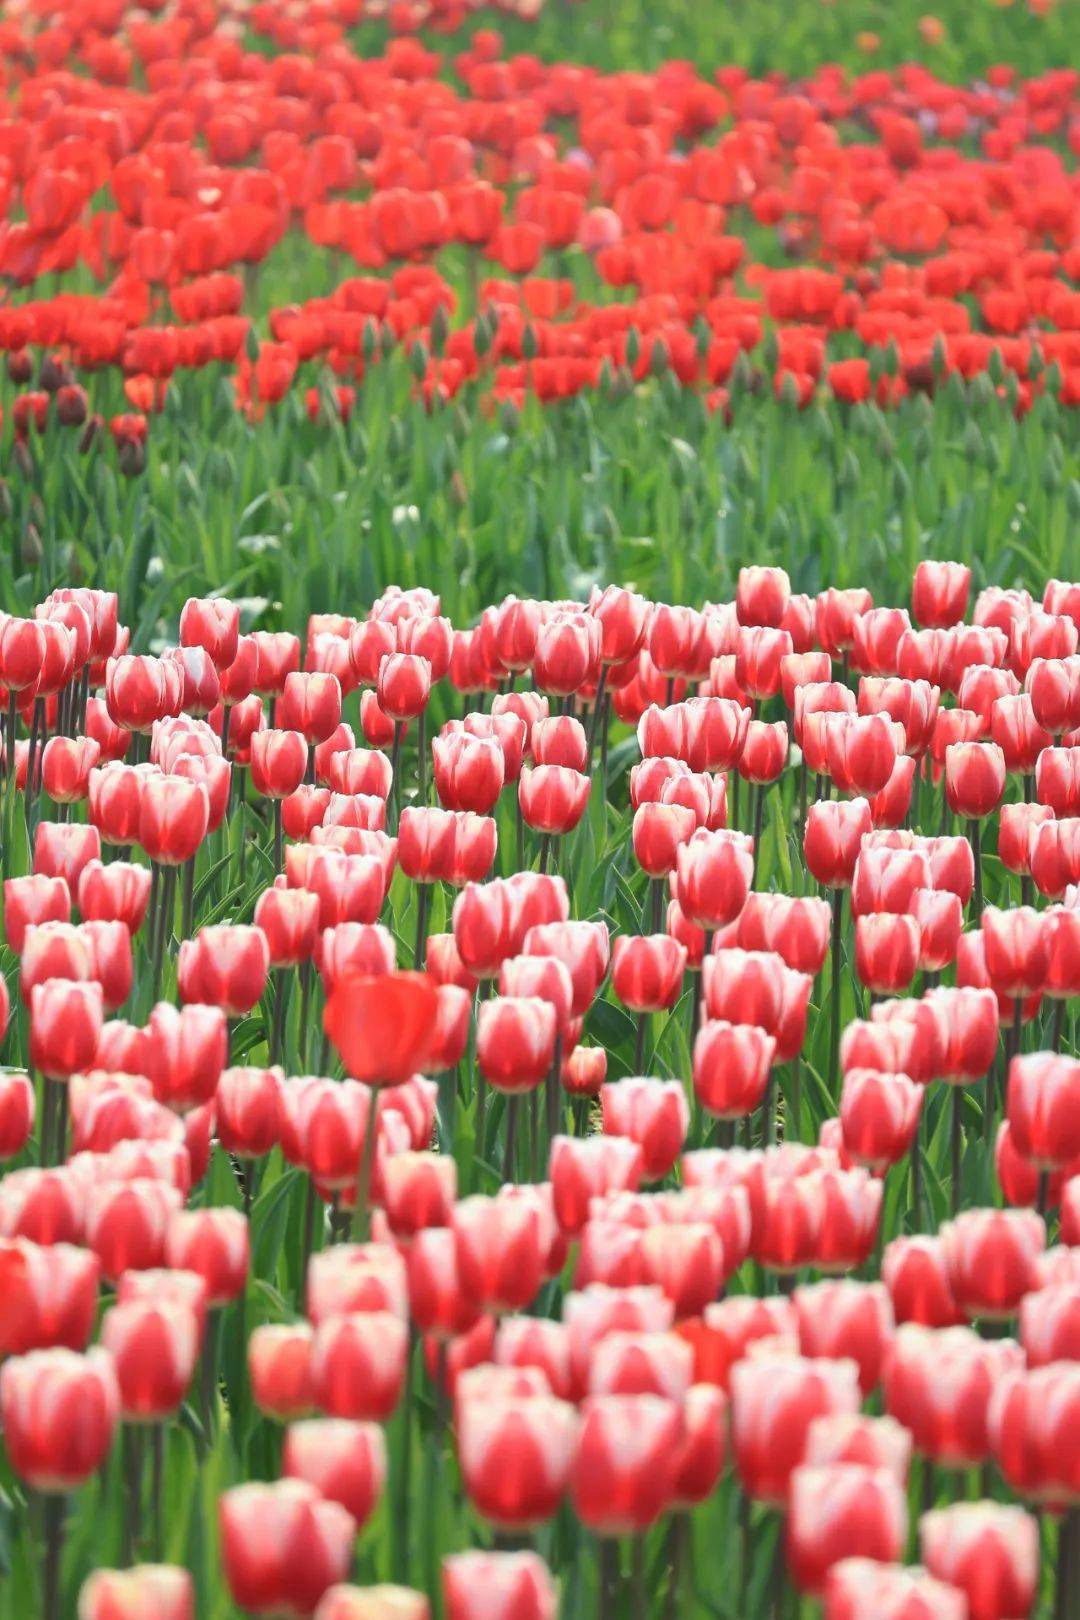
left=100, top=1300, right=201, bottom=1420
left=442, top=1553, right=556, bottom=1620
left=378, top=654, right=431, bottom=721
left=250, top=729, right=308, bottom=799
left=693, top=1020, right=775, bottom=1122
left=571, top=1392, right=683, bottom=1533
left=883, top=1324, right=1022, bottom=1468
left=787, top=1463, right=908, bottom=1597
left=0, top=1071, right=34, bottom=1159
left=306, top=1244, right=408, bottom=1326
left=804, top=1414, right=912, bottom=1481
left=433, top=732, right=504, bottom=814
left=453, top=1195, right=545, bottom=1315
left=283, top=1419, right=386, bottom=1526
left=1, top=1346, right=119, bottom=1491
left=913, top=561, right=971, bottom=629
left=795, top=1280, right=894, bottom=1395
left=311, top=1311, right=407, bottom=1421
left=611, top=934, right=686, bottom=1013
left=78, top=860, right=152, bottom=934
left=920, top=1504, right=1038, bottom=1620
left=731, top=1353, right=861, bottom=1505
left=518, top=764, right=590, bottom=835
left=177, top=924, right=269, bottom=1016
left=458, top=1391, right=578, bottom=1528
left=840, top=1069, right=921, bottom=1171
left=805, top=798, right=873, bottom=889
left=248, top=1323, right=315, bottom=1421
left=824, top=1559, right=967, bottom=1620
left=220, top=1480, right=356, bottom=1618
left=77, top=1566, right=195, bottom=1620
left=602, top=1078, right=689, bottom=1182
left=165, top=1208, right=249, bottom=1307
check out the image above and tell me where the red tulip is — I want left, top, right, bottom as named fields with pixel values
left=611, top=934, right=686, bottom=1013
left=100, top=1299, right=200, bottom=1420
left=693, top=1020, right=775, bottom=1119
left=177, top=924, right=269, bottom=1015
left=311, top=1311, right=407, bottom=1421
left=248, top=1323, right=315, bottom=1421
left=787, top=1463, right=907, bottom=1596
left=0, top=1238, right=100, bottom=1354
left=912, top=561, right=971, bottom=629
left=571, top=1392, right=682, bottom=1533
left=518, top=765, right=590, bottom=834
left=840, top=1069, right=921, bottom=1171
left=377, top=654, right=431, bottom=721
left=220, top=1480, right=356, bottom=1618
left=324, top=971, right=438, bottom=1084
left=283, top=1419, right=386, bottom=1527
left=805, top=799, right=873, bottom=888
left=442, top=1553, right=556, bottom=1620
left=945, top=742, right=1006, bottom=820
left=77, top=1566, right=195, bottom=1620
left=165, top=1208, right=249, bottom=1306
left=824, top=1559, right=967, bottom=1620
left=458, top=1391, right=578, bottom=1528
left=920, top=1504, right=1038, bottom=1620
left=795, top=1280, right=894, bottom=1395
left=0, top=1347, right=118, bottom=1491
left=453, top=1194, right=545, bottom=1315
left=883, top=1323, right=1022, bottom=1467
left=29, top=979, right=103, bottom=1079
left=731, top=1353, right=860, bottom=1505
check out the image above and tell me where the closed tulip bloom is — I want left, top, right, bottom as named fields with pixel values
left=407, top=1229, right=479, bottom=1340
left=990, top=1361, right=1080, bottom=1505
left=804, top=1414, right=912, bottom=1482
left=814, top=588, right=872, bottom=659
left=851, top=847, right=932, bottom=919
left=442, top=1552, right=556, bottom=1620
left=912, top=561, right=971, bottom=630
left=534, top=614, right=601, bottom=695
left=549, top=1136, right=643, bottom=1235
left=1036, top=746, right=1080, bottom=818
left=82, top=920, right=133, bottom=1012
left=1026, top=656, right=1080, bottom=737
left=398, top=615, right=452, bottom=684
left=177, top=924, right=269, bottom=1015
left=632, top=802, right=697, bottom=877
left=144, top=1002, right=226, bottom=1115
left=458, top=1392, right=578, bottom=1528
left=731, top=1353, right=861, bottom=1506
left=805, top=799, right=873, bottom=889
left=639, top=1222, right=725, bottom=1318
left=215, top=1066, right=282, bottom=1159
left=180, top=598, right=240, bottom=673
left=518, top=765, right=590, bottom=834
left=166, top=1208, right=249, bottom=1306
left=0, top=1072, right=34, bottom=1160
left=377, top=654, right=431, bottom=721
left=738, top=719, right=788, bottom=784
left=611, top=934, right=686, bottom=1013
left=980, top=907, right=1051, bottom=998
left=0, top=1347, right=119, bottom=1491
left=88, top=764, right=144, bottom=848
left=76, top=860, right=151, bottom=935
left=674, top=829, right=753, bottom=929
left=945, top=742, right=1006, bottom=820
left=840, top=1069, right=921, bottom=1171
left=0, top=1238, right=100, bottom=1355
left=571, top=1392, right=682, bottom=1533
left=77, top=1565, right=195, bottom=1620
left=693, top=1020, right=775, bottom=1120
left=86, top=1178, right=182, bottom=1281
left=20, top=920, right=94, bottom=996
left=737, top=566, right=791, bottom=629
left=306, top=1244, right=408, bottom=1327
left=453, top=881, right=520, bottom=980
left=787, top=1463, right=908, bottom=1597
left=855, top=915, right=920, bottom=995
left=1029, top=824, right=1080, bottom=904
left=883, top=1324, right=1022, bottom=1468
left=381, top=1152, right=456, bottom=1237
left=311, top=1311, right=408, bottom=1421
left=3, top=873, right=71, bottom=955
left=477, top=996, right=557, bottom=1094
left=220, top=1480, right=356, bottom=1618
left=106, top=655, right=180, bottom=733
left=100, top=1299, right=200, bottom=1420
left=795, top=1280, right=894, bottom=1395
left=283, top=1419, right=386, bottom=1527
left=255, top=886, right=321, bottom=968
left=602, top=1078, right=689, bottom=1181
left=942, top=1208, right=1045, bottom=1322
left=248, top=1323, right=315, bottom=1421
left=250, top=730, right=308, bottom=799
left=453, top=1195, right=545, bottom=1315
left=909, top=890, right=963, bottom=973
left=589, top=585, right=650, bottom=666
left=1, top=1166, right=82, bottom=1244
left=1005, top=1053, right=1080, bottom=1169
left=433, top=732, right=504, bottom=814
left=499, top=955, right=574, bottom=1032
left=31, top=823, right=100, bottom=895
left=997, top=804, right=1053, bottom=878
left=825, top=1558, right=967, bottom=1620
left=40, top=735, right=100, bottom=804
left=530, top=715, right=589, bottom=773
left=29, top=979, right=103, bottom=1079
left=990, top=694, right=1050, bottom=775
left=920, top=1504, right=1038, bottom=1620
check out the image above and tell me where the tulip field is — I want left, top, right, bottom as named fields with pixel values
left=4, top=0, right=1080, bottom=1618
